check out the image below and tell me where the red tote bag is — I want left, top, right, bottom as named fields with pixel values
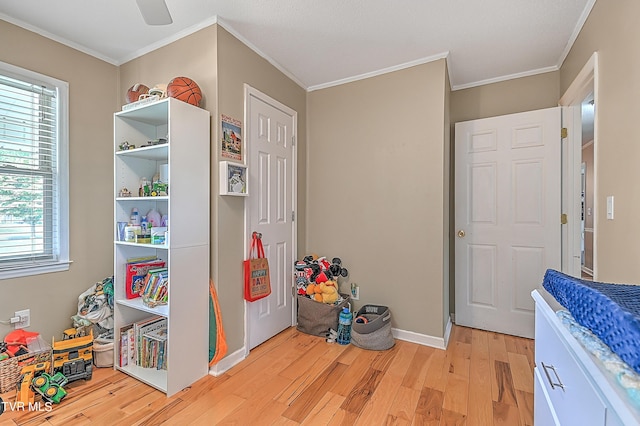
left=243, top=232, right=272, bottom=302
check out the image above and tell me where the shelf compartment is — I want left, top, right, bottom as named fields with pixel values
left=116, top=363, right=167, bottom=393
left=116, top=297, right=168, bottom=318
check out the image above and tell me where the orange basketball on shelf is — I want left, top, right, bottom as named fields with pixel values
left=126, top=83, right=149, bottom=103
left=167, top=77, right=202, bottom=107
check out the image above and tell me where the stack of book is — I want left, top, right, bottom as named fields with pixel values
left=119, top=316, right=167, bottom=370
left=140, top=267, right=168, bottom=308
left=125, top=256, right=166, bottom=299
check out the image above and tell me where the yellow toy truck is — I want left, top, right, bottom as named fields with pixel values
left=52, top=329, right=93, bottom=382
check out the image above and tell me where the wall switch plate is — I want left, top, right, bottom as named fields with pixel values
left=14, top=309, right=30, bottom=329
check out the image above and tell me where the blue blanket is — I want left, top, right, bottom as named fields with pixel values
left=543, top=269, right=640, bottom=375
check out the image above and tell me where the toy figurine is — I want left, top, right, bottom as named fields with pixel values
left=118, top=187, right=132, bottom=197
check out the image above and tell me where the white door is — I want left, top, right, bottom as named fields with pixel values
left=245, top=86, right=297, bottom=350
left=455, top=107, right=561, bottom=338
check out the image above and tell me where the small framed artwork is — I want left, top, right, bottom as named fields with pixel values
left=220, top=161, right=248, bottom=196
left=221, top=114, right=242, bottom=162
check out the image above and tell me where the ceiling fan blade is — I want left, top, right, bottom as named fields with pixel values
left=136, top=0, right=173, bottom=26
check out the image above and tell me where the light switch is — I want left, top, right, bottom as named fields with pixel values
left=606, top=196, right=614, bottom=220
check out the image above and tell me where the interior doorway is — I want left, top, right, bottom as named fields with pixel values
left=581, top=98, right=595, bottom=279
left=559, top=52, right=598, bottom=279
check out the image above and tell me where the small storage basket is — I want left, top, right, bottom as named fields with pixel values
left=0, top=348, right=51, bottom=393
left=351, top=305, right=395, bottom=350
left=297, top=294, right=350, bottom=337
left=93, top=340, right=114, bottom=368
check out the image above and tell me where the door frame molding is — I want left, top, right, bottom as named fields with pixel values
left=559, top=52, right=598, bottom=278
left=243, top=84, right=298, bottom=354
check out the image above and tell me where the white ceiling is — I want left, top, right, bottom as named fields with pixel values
left=0, top=0, right=596, bottom=91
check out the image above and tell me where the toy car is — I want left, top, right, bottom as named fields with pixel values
left=32, top=372, right=68, bottom=404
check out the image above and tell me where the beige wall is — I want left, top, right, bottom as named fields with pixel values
left=215, top=26, right=307, bottom=352
left=560, top=0, right=640, bottom=283
left=0, top=20, right=118, bottom=340
left=307, top=60, right=448, bottom=337
left=443, top=65, right=451, bottom=330
left=451, top=71, right=560, bottom=124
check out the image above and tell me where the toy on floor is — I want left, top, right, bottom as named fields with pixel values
left=52, top=329, right=93, bottom=383
left=325, top=329, right=338, bottom=343
left=15, top=361, right=68, bottom=405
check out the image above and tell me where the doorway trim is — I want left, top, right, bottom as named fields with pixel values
left=559, top=52, right=598, bottom=278
left=242, top=84, right=298, bottom=355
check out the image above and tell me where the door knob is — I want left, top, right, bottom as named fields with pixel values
left=457, top=230, right=465, bottom=238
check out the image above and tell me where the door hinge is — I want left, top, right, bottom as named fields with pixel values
left=561, top=127, right=568, bottom=139
left=291, top=136, right=296, bottom=146
left=561, top=213, right=568, bottom=225
left=291, top=211, right=295, bottom=222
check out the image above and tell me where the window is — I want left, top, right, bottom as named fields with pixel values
left=0, top=62, right=69, bottom=279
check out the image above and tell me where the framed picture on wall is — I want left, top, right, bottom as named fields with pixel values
left=221, top=114, right=243, bottom=162
left=220, top=161, right=248, bottom=196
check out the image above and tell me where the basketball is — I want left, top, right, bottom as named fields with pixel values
left=126, top=83, right=149, bottom=103
left=167, top=77, right=202, bottom=107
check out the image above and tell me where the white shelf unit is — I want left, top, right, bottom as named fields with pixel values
left=113, top=98, right=210, bottom=397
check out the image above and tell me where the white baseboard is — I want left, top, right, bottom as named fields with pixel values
left=208, top=346, right=246, bottom=377
left=392, top=320, right=452, bottom=351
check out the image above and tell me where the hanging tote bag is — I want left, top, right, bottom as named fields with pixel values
left=243, top=232, right=272, bottom=302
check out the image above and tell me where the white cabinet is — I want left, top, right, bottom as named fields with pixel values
left=532, top=289, right=640, bottom=425
left=113, top=98, right=210, bottom=396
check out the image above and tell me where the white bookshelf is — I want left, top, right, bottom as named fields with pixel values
left=113, top=97, right=210, bottom=397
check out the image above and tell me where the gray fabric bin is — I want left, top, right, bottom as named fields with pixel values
left=296, top=294, right=350, bottom=337
left=351, top=305, right=395, bottom=350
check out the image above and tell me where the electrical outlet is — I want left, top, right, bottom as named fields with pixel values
left=14, top=309, right=30, bottom=329
left=350, top=283, right=359, bottom=300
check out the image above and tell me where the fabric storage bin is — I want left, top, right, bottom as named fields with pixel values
left=93, top=340, right=114, bottom=367
left=0, top=348, right=51, bottom=393
left=351, top=305, right=395, bottom=350
left=297, top=294, right=350, bottom=337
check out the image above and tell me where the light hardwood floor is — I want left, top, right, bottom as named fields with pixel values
left=0, top=324, right=534, bottom=425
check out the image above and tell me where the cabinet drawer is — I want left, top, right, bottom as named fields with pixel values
left=535, top=309, right=606, bottom=425
left=534, top=367, right=559, bottom=426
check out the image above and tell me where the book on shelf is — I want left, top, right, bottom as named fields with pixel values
left=140, top=267, right=169, bottom=307
left=135, top=316, right=167, bottom=367
left=125, top=257, right=166, bottom=299
left=143, top=327, right=168, bottom=370
left=118, top=323, right=133, bottom=367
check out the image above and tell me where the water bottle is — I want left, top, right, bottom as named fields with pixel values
left=337, top=307, right=353, bottom=345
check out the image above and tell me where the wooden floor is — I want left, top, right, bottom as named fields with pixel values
left=0, top=324, right=534, bottom=425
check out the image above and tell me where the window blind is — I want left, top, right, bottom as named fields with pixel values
left=0, top=74, right=59, bottom=269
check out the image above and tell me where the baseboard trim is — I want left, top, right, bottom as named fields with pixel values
left=208, top=346, right=246, bottom=377
left=392, top=324, right=450, bottom=350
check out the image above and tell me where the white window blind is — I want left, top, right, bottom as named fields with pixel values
left=0, top=63, right=69, bottom=278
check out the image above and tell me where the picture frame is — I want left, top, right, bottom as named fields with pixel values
left=221, top=114, right=243, bottom=162
left=220, top=161, right=248, bottom=196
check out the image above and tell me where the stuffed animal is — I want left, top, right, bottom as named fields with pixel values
left=319, top=281, right=339, bottom=304
left=306, top=283, right=324, bottom=302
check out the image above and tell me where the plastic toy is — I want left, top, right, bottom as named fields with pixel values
left=32, top=372, right=68, bottom=404
left=15, top=361, right=68, bottom=405
left=52, top=330, right=93, bottom=382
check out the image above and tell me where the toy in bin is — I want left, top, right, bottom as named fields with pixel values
left=295, top=255, right=349, bottom=304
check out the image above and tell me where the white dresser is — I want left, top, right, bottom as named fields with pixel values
left=532, top=289, right=640, bottom=425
